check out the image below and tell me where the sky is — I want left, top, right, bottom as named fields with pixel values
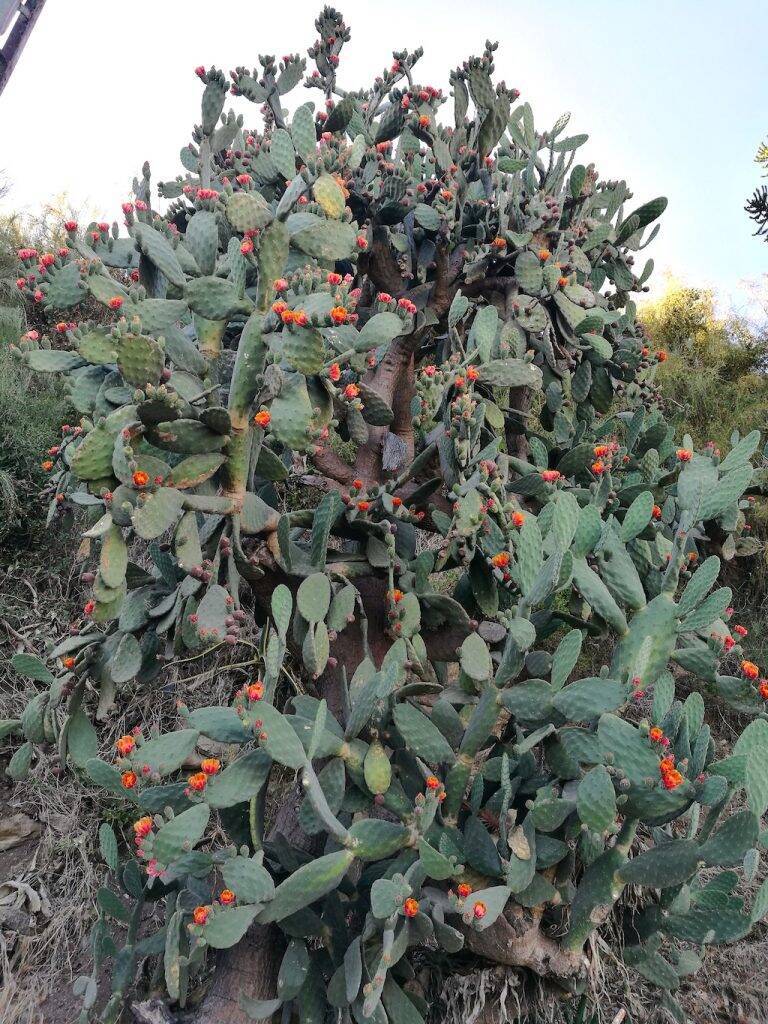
left=1, top=0, right=766, bottom=317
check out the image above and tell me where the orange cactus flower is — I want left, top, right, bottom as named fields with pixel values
left=357, top=500, right=370, bottom=512
left=491, top=552, right=510, bottom=568
left=512, top=511, right=525, bottom=528
left=272, top=300, right=288, bottom=315
left=591, top=460, right=605, bottom=475
left=41, top=460, right=54, bottom=471
left=121, top=770, right=138, bottom=789
left=247, top=681, right=265, bottom=701
left=192, top=906, right=211, bottom=926
left=390, top=589, right=404, bottom=603
left=473, top=901, right=487, bottom=919
left=649, top=727, right=664, bottom=743
left=657, top=350, right=668, bottom=362
left=132, top=470, right=150, bottom=488
left=659, top=756, right=676, bottom=773
left=558, top=276, right=569, bottom=288
left=133, top=816, right=153, bottom=838
left=466, top=365, right=479, bottom=381
left=116, top=734, right=135, bottom=756
left=454, top=375, right=466, bottom=388
left=425, top=775, right=440, bottom=790
left=254, top=410, right=271, bottom=428
left=538, top=248, right=551, bottom=261
left=344, top=383, right=360, bottom=400
left=457, top=883, right=472, bottom=899
left=593, top=444, right=610, bottom=457
left=281, top=309, right=296, bottom=324
left=62, top=656, right=75, bottom=670
left=541, top=470, right=561, bottom=483
left=661, top=767, right=684, bottom=790
left=328, top=363, right=341, bottom=381
left=219, top=889, right=236, bottom=905
left=330, top=306, right=348, bottom=324
left=188, top=772, right=208, bottom=792
left=652, top=504, right=662, bottom=520
left=759, top=680, right=768, bottom=700
left=403, top=898, right=419, bottom=918
left=108, top=296, right=124, bottom=310
left=418, top=115, right=430, bottom=128
left=492, top=237, right=507, bottom=249
left=741, top=660, right=760, bottom=680
left=352, top=478, right=363, bottom=490
left=440, top=189, right=453, bottom=202
left=201, top=758, right=221, bottom=776
left=392, top=496, right=402, bottom=508
left=676, top=449, right=692, bottom=462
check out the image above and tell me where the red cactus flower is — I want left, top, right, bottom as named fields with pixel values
left=201, top=758, right=221, bottom=776
left=187, top=772, right=208, bottom=792
left=240, top=239, right=254, bottom=255
left=454, top=375, right=466, bottom=389
left=15, top=278, right=26, bottom=289
left=403, top=898, right=419, bottom=918
left=733, top=624, right=748, bottom=637
left=457, top=883, right=472, bottom=899
left=61, top=656, right=75, bottom=670
left=389, top=589, right=404, bottom=603
left=108, top=296, right=124, bottom=310
left=652, top=504, right=662, bottom=520
left=723, top=635, right=735, bottom=651
left=121, top=771, right=138, bottom=789
left=272, top=300, right=288, bottom=315
left=247, top=681, right=265, bottom=701
left=421, top=364, right=436, bottom=377
left=343, top=383, right=359, bottom=400
left=352, top=478, right=363, bottom=490
left=512, top=511, right=525, bottom=528
left=219, top=889, right=236, bottom=905
left=132, top=470, right=149, bottom=488
left=649, top=727, right=664, bottom=742
left=676, top=448, right=692, bottom=462
left=33, top=290, right=44, bottom=302
left=274, top=278, right=289, bottom=292
left=355, top=235, right=368, bottom=250
left=328, top=363, right=341, bottom=382
left=425, top=775, right=440, bottom=790
left=466, top=365, right=479, bottom=381
left=392, top=496, right=402, bottom=508
left=377, top=292, right=393, bottom=303
left=591, top=460, right=605, bottom=475
left=236, top=173, right=251, bottom=186
left=327, top=272, right=342, bottom=285
left=473, top=901, right=487, bottom=919
left=254, top=410, right=271, bottom=429
left=759, top=680, right=768, bottom=700
left=357, top=500, right=370, bottom=512
left=64, top=220, right=78, bottom=232
left=293, top=310, right=308, bottom=327
left=83, top=600, right=95, bottom=616
left=541, top=470, right=561, bottom=483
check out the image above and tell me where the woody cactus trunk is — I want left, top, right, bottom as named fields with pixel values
left=5, top=8, right=768, bottom=1024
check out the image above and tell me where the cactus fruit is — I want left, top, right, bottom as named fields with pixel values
left=5, top=9, right=768, bottom=1024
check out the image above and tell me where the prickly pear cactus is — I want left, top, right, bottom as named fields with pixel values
left=5, top=8, right=768, bottom=1024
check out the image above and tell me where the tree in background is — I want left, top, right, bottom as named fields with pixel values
left=640, top=276, right=768, bottom=451
left=3, top=9, right=768, bottom=1024
left=745, top=138, right=768, bottom=240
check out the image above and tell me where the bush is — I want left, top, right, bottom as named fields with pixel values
left=640, top=277, right=768, bottom=449
left=3, top=11, right=767, bottom=1024
left=0, top=306, right=71, bottom=547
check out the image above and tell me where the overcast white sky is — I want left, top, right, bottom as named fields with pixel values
left=1, top=0, right=766, bottom=316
